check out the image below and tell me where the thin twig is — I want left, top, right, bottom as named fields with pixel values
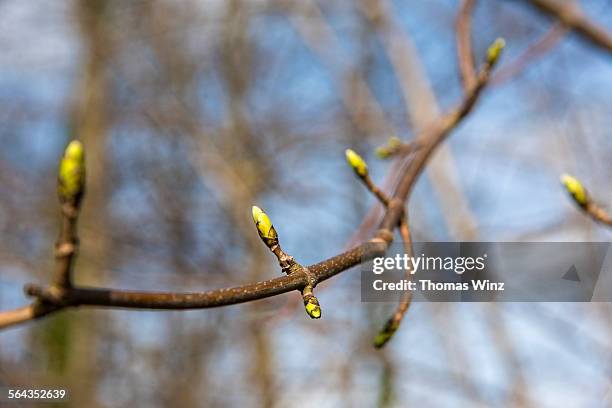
left=492, top=23, right=567, bottom=86
left=396, top=218, right=414, bottom=318
left=456, top=0, right=477, bottom=92
left=584, top=202, right=612, bottom=226
left=373, top=216, right=414, bottom=348
left=0, top=305, right=36, bottom=328
left=53, top=203, right=80, bottom=289
left=525, top=0, right=612, bottom=54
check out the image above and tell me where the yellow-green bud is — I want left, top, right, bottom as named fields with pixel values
left=252, top=205, right=278, bottom=247
left=486, top=38, right=505, bottom=66
left=375, top=147, right=389, bottom=159
left=345, top=149, right=368, bottom=177
left=375, top=136, right=402, bottom=159
left=374, top=319, right=399, bottom=348
left=388, top=136, right=401, bottom=149
left=58, top=140, right=86, bottom=205
left=561, top=173, right=588, bottom=207
left=304, top=296, right=321, bottom=319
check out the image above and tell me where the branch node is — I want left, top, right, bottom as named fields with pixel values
left=54, top=242, right=77, bottom=258
left=24, top=283, right=71, bottom=306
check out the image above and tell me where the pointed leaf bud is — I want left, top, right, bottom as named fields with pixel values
left=252, top=205, right=279, bottom=248
left=374, top=318, right=400, bottom=348
left=345, top=149, right=368, bottom=177
left=375, top=136, right=402, bottom=159
left=486, top=38, right=505, bottom=66
left=58, top=140, right=86, bottom=206
left=561, top=173, right=588, bottom=207
left=304, top=296, right=321, bottom=319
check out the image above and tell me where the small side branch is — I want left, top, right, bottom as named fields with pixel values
left=374, top=214, right=414, bottom=348
left=525, top=0, right=612, bottom=54
left=492, top=23, right=567, bottom=85
left=0, top=305, right=37, bottom=328
left=54, top=140, right=85, bottom=289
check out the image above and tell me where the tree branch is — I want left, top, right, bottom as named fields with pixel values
left=525, top=0, right=612, bottom=54
left=0, top=39, right=503, bottom=331
left=0, top=305, right=37, bottom=328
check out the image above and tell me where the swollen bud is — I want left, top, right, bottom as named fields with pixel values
left=561, top=174, right=588, bottom=207
left=375, top=136, right=402, bottom=159
left=252, top=205, right=279, bottom=248
left=345, top=149, right=368, bottom=177
left=58, top=140, right=86, bottom=206
left=374, top=318, right=400, bottom=348
left=304, top=296, right=321, bottom=319
left=486, top=37, right=505, bottom=66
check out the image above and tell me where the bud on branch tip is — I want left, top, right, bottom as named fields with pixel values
left=345, top=148, right=368, bottom=177
left=252, top=205, right=279, bottom=248
left=486, top=37, right=505, bottom=66
left=375, top=136, right=402, bottom=159
left=374, top=318, right=399, bottom=348
left=561, top=173, right=588, bottom=207
left=58, top=140, right=85, bottom=205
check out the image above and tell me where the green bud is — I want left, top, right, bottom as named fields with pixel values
left=252, top=205, right=279, bottom=247
left=486, top=38, right=505, bottom=66
left=345, top=149, right=368, bottom=177
left=561, top=173, right=588, bottom=207
left=304, top=296, right=321, bottom=319
left=58, top=140, right=86, bottom=205
left=374, top=318, right=399, bottom=348
left=388, top=136, right=401, bottom=149
left=375, top=147, right=390, bottom=159
left=375, top=136, right=402, bottom=159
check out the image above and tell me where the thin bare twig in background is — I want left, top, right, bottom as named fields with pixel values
left=525, top=0, right=612, bottom=53
left=491, top=0, right=612, bottom=87
left=457, top=0, right=477, bottom=92
left=287, top=0, right=393, bottom=138
left=493, top=23, right=567, bottom=85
